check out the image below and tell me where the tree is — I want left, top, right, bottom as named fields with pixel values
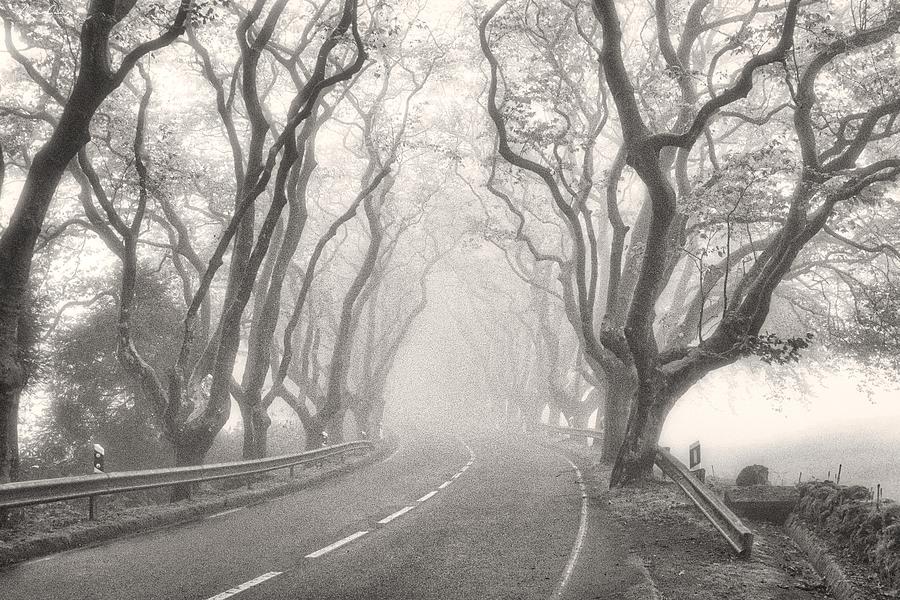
left=479, top=0, right=900, bottom=485
left=37, top=267, right=177, bottom=475
left=0, top=0, right=193, bottom=483
left=110, top=0, right=368, bottom=483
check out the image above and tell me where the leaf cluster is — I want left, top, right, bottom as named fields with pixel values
left=737, top=331, right=815, bottom=365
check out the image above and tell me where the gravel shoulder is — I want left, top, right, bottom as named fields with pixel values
left=550, top=438, right=834, bottom=600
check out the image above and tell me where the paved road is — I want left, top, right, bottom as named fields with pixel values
left=0, top=431, right=595, bottom=600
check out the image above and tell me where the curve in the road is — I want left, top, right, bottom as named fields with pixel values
left=0, top=434, right=589, bottom=600
left=191, top=439, right=477, bottom=600
left=549, top=456, right=589, bottom=600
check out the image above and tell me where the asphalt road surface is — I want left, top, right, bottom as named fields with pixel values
left=0, top=431, right=602, bottom=600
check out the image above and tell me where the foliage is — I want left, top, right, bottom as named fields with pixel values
left=28, top=266, right=182, bottom=476
left=834, top=277, right=900, bottom=373
left=737, top=332, right=815, bottom=365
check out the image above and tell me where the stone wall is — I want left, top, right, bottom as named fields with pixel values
left=796, top=481, right=900, bottom=591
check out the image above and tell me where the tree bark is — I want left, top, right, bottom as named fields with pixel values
left=601, top=366, right=634, bottom=460
left=611, top=383, right=671, bottom=485
left=170, top=438, right=208, bottom=502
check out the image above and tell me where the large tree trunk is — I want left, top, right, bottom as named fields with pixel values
left=7, top=391, right=19, bottom=482
left=239, top=400, right=255, bottom=460
left=303, top=420, right=325, bottom=451
left=350, top=401, right=372, bottom=438
left=610, top=383, right=672, bottom=486
left=250, top=405, right=271, bottom=459
left=326, top=409, right=347, bottom=445
left=170, top=437, right=209, bottom=502
left=237, top=393, right=272, bottom=460
left=601, top=367, right=635, bottom=460
left=0, top=389, right=19, bottom=485
left=0, top=391, right=18, bottom=526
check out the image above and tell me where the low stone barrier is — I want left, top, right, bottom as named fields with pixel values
left=724, top=485, right=799, bottom=524
left=795, top=481, right=900, bottom=592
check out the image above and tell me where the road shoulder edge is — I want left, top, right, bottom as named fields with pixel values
left=529, top=436, right=661, bottom=600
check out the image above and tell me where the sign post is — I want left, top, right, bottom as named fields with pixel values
left=90, top=443, right=104, bottom=520
left=689, top=441, right=701, bottom=469
left=689, top=441, right=705, bottom=482
left=93, top=444, right=105, bottom=473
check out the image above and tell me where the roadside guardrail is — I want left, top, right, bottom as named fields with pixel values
left=655, top=446, right=754, bottom=557
left=0, top=440, right=375, bottom=512
left=538, top=424, right=753, bottom=557
left=537, top=423, right=602, bottom=439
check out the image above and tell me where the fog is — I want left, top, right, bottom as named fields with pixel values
left=1, top=0, right=899, bottom=509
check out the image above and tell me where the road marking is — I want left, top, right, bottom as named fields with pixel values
left=451, top=473, right=461, bottom=479
left=205, top=572, right=281, bottom=600
left=439, top=481, right=451, bottom=489
left=382, top=443, right=401, bottom=464
left=550, top=457, right=589, bottom=600
left=207, top=507, right=245, bottom=519
left=305, top=531, right=369, bottom=558
left=377, top=505, right=415, bottom=524
left=417, top=490, right=438, bottom=502
left=460, top=465, right=469, bottom=472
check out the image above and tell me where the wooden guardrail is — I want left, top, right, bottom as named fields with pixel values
left=0, top=440, right=375, bottom=510
left=655, top=446, right=754, bottom=557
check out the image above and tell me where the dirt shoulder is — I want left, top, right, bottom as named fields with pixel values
left=0, top=440, right=395, bottom=568
left=554, top=439, right=833, bottom=600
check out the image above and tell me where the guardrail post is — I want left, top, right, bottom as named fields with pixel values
left=289, top=465, right=295, bottom=477
left=88, top=495, right=96, bottom=520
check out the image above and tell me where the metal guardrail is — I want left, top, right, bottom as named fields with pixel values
left=0, top=440, right=375, bottom=510
left=538, top=425, right=753, bottom=557
left=655, top=446, right=754, bottom=557
left=537, top=423, right=602, bottom=439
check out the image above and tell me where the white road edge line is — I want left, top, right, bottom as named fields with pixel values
left=550, top=457, right=589, bottom=600
left=377, top=505, right=416, bottom=524
left=305, top=531, right=369, bottom=558
left=382, top=443, right=402, bottom=464
left=205, top=571, right=282, bottom=600
left=451, top=473, right=461, bottom=479
left=207, top=507, right=245, bottom=519
left=438, top=481, right=451, bottom=489
left=417, top=490, right=438, bottom=502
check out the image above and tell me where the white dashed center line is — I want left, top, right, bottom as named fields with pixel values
left=200, top=444, right=478, bottom=600
left=205, top=572, right=282, bottom=600
left=305, top=531, right=370, bottom=558
left=377, top=506, right=416, bottom=524
left=417, top=490, right=438, bottom=502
